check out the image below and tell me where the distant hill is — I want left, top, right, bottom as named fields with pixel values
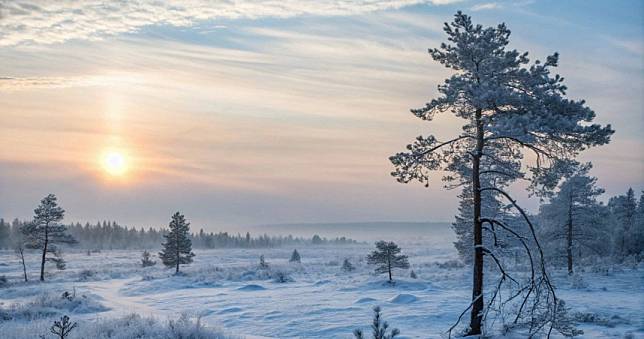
left=242, top=221, right=454, bottom=242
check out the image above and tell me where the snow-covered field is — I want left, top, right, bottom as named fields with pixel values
left=0, top=240, right=642, bottom=338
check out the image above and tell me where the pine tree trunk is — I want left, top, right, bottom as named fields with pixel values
left=469, top=108, right=484, bottom=335
left=175, top=229, right=180, bottom=274
left=20, top=248, right=28, bottom=282
left=40, top=222, right=49, bottom=281
left=567, top=191, right=574, bottom=275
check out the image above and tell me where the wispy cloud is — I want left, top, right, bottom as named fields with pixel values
left=0, top=0, right=461, bottom=46
left=0, top=76, right=78, bottom=89
left=607, top=38, right=644, bottom=57
left=0, top=13, right=450, bottom=187
left=0, top=74, right=140, bottom=90
left=470, top=2, right=500, bottom=11
left=0, top=1, right=641, bottom=226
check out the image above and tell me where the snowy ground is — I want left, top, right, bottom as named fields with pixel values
left=0, top=241, right=642, bottom=338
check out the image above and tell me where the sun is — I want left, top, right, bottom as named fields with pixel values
left=102, top=150, right=128, bottom=176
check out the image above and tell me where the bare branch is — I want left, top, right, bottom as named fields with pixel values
left=414, top=135, right=474, bottom=157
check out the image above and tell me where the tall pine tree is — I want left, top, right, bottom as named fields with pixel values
left=22, top=194, right=76, bottom=281
left=634, top=191, right=644, bottom=256
left=538, top=163, right=607, bottom=274
left=609, top=188, right=638, bottom=257
left=390, top=12, right=613, bottom=335
left=159, top=212, right=195, bottom=274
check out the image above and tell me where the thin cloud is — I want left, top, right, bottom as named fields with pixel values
left=0, top=76, right=88, bottom=90
left=470, top=3, right=500, bottom=11
left=0, top=0, right=461, bottom=46
left=0, top=73, right=145, bottom=90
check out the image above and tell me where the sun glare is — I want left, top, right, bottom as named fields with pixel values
left=102, top=150, right=128, bottom=176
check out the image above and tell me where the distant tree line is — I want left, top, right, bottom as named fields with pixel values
left=0, top=194, right=359, bottom=280
left=0, top=218, right=357, bottom=251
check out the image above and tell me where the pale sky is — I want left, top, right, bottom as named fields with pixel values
left=1, top=0, right=642, bottom=230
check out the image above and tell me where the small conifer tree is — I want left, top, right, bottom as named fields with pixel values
left=159, top=212, right=195, bottom=274
left=50, top=315, right=77, bottom=339
left=367, top=241, right=409, bottom=282
left=259, top=255, right=269, bottom=269
left=21, top=194, right=76, bottom=281
left=342, top=258, right=355, bottom=272
left=289, top=249, right=301, bottom=263
left=141, top=250, right=156, bottom=267
left=353, top=306, right=400, bottom=339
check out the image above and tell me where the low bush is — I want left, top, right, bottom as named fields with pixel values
left=1, top=313, right=238, bottom=339
left=0, top=289, right=108, bottom=321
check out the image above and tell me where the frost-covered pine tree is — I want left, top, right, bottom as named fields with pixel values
left=21, top=194, right=76, bottom=281
left=367, top=241, right=409, bottom=282
left=159, top=212, right=195, bottom=274
left=0, top=219, right=10, bottom=249
left=608, top=188, right=639, bottom=257
left=635, top=191, right=644, bottom=255
left=452, top=182, right=512, bottom=264
left=390, top=12, right=613, bottom=335
left=353, top=306, right=400, bottom=339
left=538, top=163, right=607, bottom=274
left=289, top=249, right=301, bottom=263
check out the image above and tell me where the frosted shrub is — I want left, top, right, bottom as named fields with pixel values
left=551, top=300, right=584, bottom=337
left=435, top=260, right=464, bottom=269
left=572, top=311, right=630, bottom=328
left=258, top=255, right=269, bottom=269
left=0, top=275, right=8, bottom=288
left=78, top=269, right=95, bottom=281
left=272, top=270, right=293, bottom=283
left=622, top=255, right=639, bottom=269
left=141, top=274, right=155, bottom=281
left=1, top=290, right=108, bottom=321
left=0, top=313, right=238, bottom=339
left=342, top=259, right=355, bottom=272
left=141, top=250, right=156, bottom=267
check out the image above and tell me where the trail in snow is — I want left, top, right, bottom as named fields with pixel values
left=80, top=278, right=165, bottom=318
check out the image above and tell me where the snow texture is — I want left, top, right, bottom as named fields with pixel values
left=0, top=242, right=642, bottom=338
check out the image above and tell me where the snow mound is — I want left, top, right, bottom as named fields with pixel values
left=314, top=279, right=332, bottom=286
left=388, top=294, right=418, bottom=304
left=341, top=279, right=430, bottom=292
left=0, top=290, right=109, bottom=320
left=236, top=284, right=266, bottom=291
left=354, top=297, right=377, bottom=304
left=392, top=280, right=431, bottom=291
left=121, top=276, right=222, bottom=296
left=218, top=307, right=243, bottom=314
